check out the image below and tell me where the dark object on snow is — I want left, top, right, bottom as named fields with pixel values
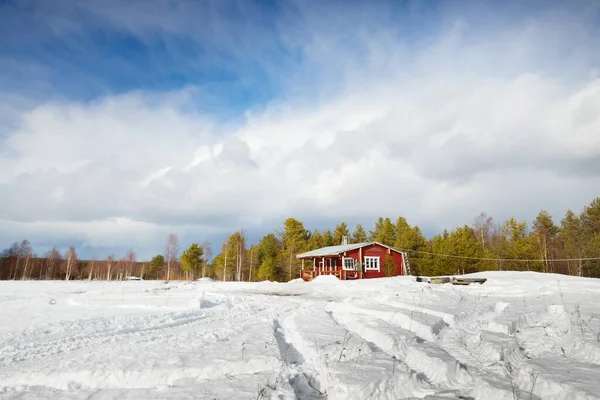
left=415, top=276, right=487, bottom=285
left=451, top=278, right=487, bottom=285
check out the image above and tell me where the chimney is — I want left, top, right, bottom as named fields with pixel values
left=341, top=235, right=348, bottom=245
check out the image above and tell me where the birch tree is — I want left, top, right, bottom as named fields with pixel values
left=106, top=254, right=114, bottom=281
left=88, top=255, right=96, bottom=280
left=125, top=249, right=136, bottom=278
left=165, top=233, right=180, bottom=282
left=201, top=240, right=212, bottom=278
left=533, top=210, right=558, bottom=273
left=64, top=245, right=77, bottom=281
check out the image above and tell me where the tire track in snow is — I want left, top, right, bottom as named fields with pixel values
left=0, top=311, right=223, bottom=367
left=0, top=294, right=278, bottom=368
left=326, top=302, right=520, bottom=399
left=271, top=318, right=327, bottom=400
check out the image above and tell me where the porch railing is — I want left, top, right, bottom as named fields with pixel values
left=301, top=269, right=362, bottom=281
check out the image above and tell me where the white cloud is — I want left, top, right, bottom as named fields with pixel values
left=1, top=1, right=600, bottom=258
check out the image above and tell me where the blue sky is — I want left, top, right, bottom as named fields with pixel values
left=1, top=0, right=599, bottom=260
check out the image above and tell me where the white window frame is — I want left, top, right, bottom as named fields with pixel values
left=364, top=256, right=380, bottom=271
left=342, top=257, right=355, bottom=270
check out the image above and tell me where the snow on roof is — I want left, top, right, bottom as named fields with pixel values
left=296, top=242, right=373, bottom=258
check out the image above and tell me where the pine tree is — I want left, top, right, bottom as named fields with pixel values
left=500, top=218, right=540, bottom=271
left=581, top=197, right=600, bottom=235
left=557, top=210, right=584, bottom=276
left=258, top=233, right=283, bottom=281
left=580, top=198, right=600, bottom=275
left=148, top=254, right=164, bottom=279
left=383, top=255, right=396, bottom=277
left=180, top=243, right=204, bottom=280
left=393, top=217, right=428, bottom=275
left=352, top=224, right=367, bottom=243
left=369, top=217, right=384, bottom=241
left=370, top=217, right=395, bottom=245
left=448, top=226, right=484, bottom=274
left=532, top=210, right=559, bottom=273
left=322, top=229, right=334, bottom=246
left=281, top=218, right=309, bottom=280
left=307, top=229, right=325, bottom=250
left=333, top=222, right=350, bottom=245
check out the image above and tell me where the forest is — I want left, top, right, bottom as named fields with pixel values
left=2, top=197, right=600, bottom=281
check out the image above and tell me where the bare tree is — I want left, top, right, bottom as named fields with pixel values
left=21, top=253, right=32, bottom=280
left=106, top=254, right=114, bottom=281
left=165, top=233, right=180, bottom=282
left=248, top=245, right=255, bottom=282
left=64, top=245, right=78, bottom=281
left=201, top=240, right=212, bottom=278
left=236, top=230, right=244, bottom=281
left=125, top=249, right=136, bottom=278
left=45, top=247, right=62, bottom=280
left=17, top=240, right=33, bottom=280
left=140, top=262, right=146, bottom=280
left=473, top=212, right=494, bottom=249
left=88, top=254, right=96, bottom=280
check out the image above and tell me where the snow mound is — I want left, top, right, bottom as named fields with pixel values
left=311, top=275, right=340, bottom=283
left=2, top=272, right=600, bottom=399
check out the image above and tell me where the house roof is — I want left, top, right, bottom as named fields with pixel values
left=296, top=241, right=405, bottom=258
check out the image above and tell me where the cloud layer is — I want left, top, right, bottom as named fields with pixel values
left=1, top=0, right=599, bottom=259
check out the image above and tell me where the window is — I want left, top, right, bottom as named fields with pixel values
left=342, top=257, right=355, bottom=270
left=364, top=256, right=380, bottom=271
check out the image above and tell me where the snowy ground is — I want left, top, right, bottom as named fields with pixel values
left=1, top=272, right=599, bottom=400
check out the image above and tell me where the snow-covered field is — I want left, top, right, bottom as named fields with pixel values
left=1, top=272, right=599, bottom=400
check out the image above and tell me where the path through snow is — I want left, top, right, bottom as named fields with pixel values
left=1, top=272, right=599, bottom=399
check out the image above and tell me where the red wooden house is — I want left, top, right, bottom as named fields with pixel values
left=297, top=238, right=410, bottom=281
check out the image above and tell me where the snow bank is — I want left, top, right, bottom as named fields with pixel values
left=1, top=272, right=599, bottom=399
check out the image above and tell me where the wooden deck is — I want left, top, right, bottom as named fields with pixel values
left=301, top=269, right=363, bottom=281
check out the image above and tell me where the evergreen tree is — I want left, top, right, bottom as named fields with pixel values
left=180, top=243, right=204, bottom=280
left=532, top=210, right=559, bottom=273
left=307, top=229, right=325, bottom=250
left=430, top=231, right=452, bottom=276
left=581, top=197, right=600, bottom=235
left=583, top=234, right=600, bottom=277
left=322, top=229, right=334, bottom=246
left=557, top=210, right=584, bottom=276
left=257, top=257, right=278, bottom=281
left=147, top=254, right=164, bottom=280
left=500, top=218, right=540, bottom=271
left=447, top=226, right=484, bottom=274
left=258, top=233, right=283, bottom=281
left=383, top=255, right=396, bottom=277
left=333, top=222, right=350, bottom=245
left=352, top=224, right=367, bottom=243
left=281, top=218, right=309, bottom=280
left=580, top=198, right=600, bottom=275
left=393, top=217, right=428, bottom=275
left=370, top=217, right=395, bottom=245
left=369, top=217, right=384, bottom=241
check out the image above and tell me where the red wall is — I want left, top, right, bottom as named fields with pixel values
left=343, top=244, right=404, bottom=279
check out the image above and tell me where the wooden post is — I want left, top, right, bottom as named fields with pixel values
left=359, top=248, right=363, bottom=279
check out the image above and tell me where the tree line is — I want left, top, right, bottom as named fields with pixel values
left=2, top=197, right=600, bottom=281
